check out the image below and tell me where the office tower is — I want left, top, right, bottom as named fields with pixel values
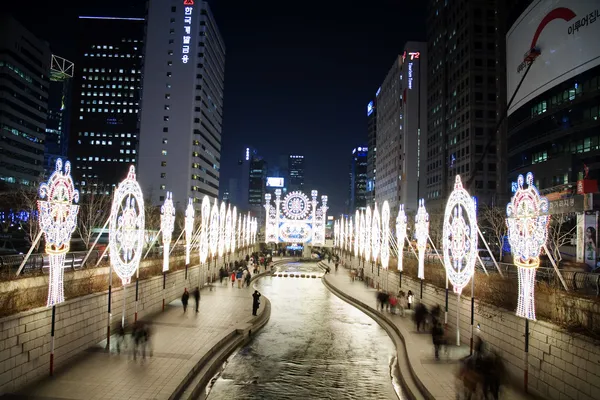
left=68, top=16, right=145, bottom=192
left=288, top=154, right=305, bottom=192
left=349, top=146, right=368, bottom=213
left=138, top=0, right=226, bottom=208
left=0, top=15, right=51, bottom=187
left=426, top=0, right=503, bottom=206
left=249, top=156, right=267, bottom=227
left=375, top=42, right=427, bottom=216
left=366, top=97, right=377, bottom=206
left=45, top=55, right=74, bottom=175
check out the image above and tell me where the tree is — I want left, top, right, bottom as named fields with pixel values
left=76, top=187, right=112, bottom=249
left=0, top=186, right=43, bottom=252
left=546, top=213, right=576, bottom=265
left=479, top=205, right=507, bottom=260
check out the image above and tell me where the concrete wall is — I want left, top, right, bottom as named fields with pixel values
left=0, top=263, right=205, bottom=395
left=353, top=260, right=600, bottom=400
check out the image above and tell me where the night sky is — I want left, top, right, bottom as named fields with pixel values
left=6, top=0, right=426, bottom=215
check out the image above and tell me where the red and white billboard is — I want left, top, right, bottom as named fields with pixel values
left=506, top=0, right=600, bottom=116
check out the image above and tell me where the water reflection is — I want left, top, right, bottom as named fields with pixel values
left=206, top=262, right=405, bottom=400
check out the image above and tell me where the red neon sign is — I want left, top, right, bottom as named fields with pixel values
left=184, top=0, right=194, bottom=5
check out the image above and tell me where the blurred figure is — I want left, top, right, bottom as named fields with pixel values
left=231, top=271, right=236, bottom=287
left=252, top=290, right=261, bottom=316
left=431, top=320, right=444, bottom=359
left=116, top=324, right=126, bottom=354
left=237, top=269, right=243, bottom=288
left=407, top=290, right=414, bottom=310
left=413, top=303, right=429, bottom=332
left=193, top=286, right=200, bottom=312
left=181, top=288, right=189, bottom=313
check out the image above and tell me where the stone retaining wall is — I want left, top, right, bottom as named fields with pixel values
left=347, top=259, right=600, bottom=400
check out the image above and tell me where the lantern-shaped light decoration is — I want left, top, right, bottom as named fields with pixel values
left=354, top=210, right=360, bottom=257
left=231, top=207, right=237, bottom=253
left=349, top=218, right=353, bottom=254
left=381, top=201, right=390, bottom=269
left=109, top=166, right=145, bottom=285
left=160, top=191, right=176, bottom=272
left=415, top=199, right=429, bottom=279
left=396, top=204, right=407, bottom=271
left=199, top=196, right=210, bottom=263
left=224, top=205, right=232, bottom=254
left=506, top=172, right=550, bottom=321
left=38, top=159, right=80, bottom=306
left=365, top=206, right=372, bottom=263
left=209, top=199, right=219, bottom=257
left=359, top=210, right=366, bottom=259
left=340, top=217, right=345, bottom=251
left=372, top=203, right=381, bottom=263
left=442, top=175, right=478, bottom=294
left=218, top=201, right=226, bottom=258
left=185, top=198, right=194, bottom=265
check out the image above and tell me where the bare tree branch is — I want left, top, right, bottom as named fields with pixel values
left=547, top=213, right=576, bottom=264
left=76, top=183, right=112, bottom=249
left=479, top=205, right=507, bottom=259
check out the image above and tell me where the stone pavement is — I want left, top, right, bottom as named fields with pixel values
left=322, top=264, right=534, bottom=400
left=9, top=274, right=268, bottom=400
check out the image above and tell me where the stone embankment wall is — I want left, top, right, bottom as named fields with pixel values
left=352, top=259, right=600, bottom=400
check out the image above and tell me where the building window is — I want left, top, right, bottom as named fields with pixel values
left=171, top=6, right=176, bottom=12
left=164, top=116, right=169, bottom=122
left=160, top=184, right=166, bottom=190
left=163, top=127, right=168, bottom=132
left=160, top=195, right=165, bottom=201
left=166, top=72, right=172, bottom=77
left=162, top=150, right=167, bottom=156
left=162, top=138, right=168, bottom=144
left=161, top=173, right=166, bottom=178
left=164, top=105, right=170, bottom=110
left=161, top=161, right=167, bottom=167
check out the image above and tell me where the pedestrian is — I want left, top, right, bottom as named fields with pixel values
left=193, top=286, right=200, bottom=312
left=252, top=290, right=261, bottom=316
left=432, top=321, right=444, bottom=359
left=407, top=290, right=414, bottom=310
left=116, top=324, right=126, bottom=354
left=335, top=261, right=339, bottom=272
left=231, top=271, right=236, bottom=287
left=182, top=288, right=189, bottom=313
left=237, top=269, right=243, bottom=288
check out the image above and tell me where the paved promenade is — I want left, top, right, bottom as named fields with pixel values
left=8, top=273, right=269, bottom=400
left=322, top=263, right=534, bottom=400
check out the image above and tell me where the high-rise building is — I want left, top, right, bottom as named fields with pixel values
left=288, top=154, right=305, bottom=192
left=366, top=97, right=377, bottom=206
left=0, top=15, right=51, bottom=187
left=249, top=155, right=267, bottom=227
left=45, top=55, right=74, bottom=175
left=138, top=0, right=226, bottom=208
left=375, top=42, right=427, bottom=216
left=426, top=0, right=503, bottom=206
left=348, top=146, right=368, bottom=213
left=67, top=16, right=145, bottom=191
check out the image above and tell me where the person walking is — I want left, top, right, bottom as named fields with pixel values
left=231, top=271, right=236, bottom=287
left=252, top=290, right=261, bottom=316
left=407, top=290, right=414, bottom=310
left=181, top=288, right=189, bottom=313
left=193, top=286, right=200, bottom=312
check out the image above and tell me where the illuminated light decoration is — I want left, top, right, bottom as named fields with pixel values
left=359, top=210, right=366, bottom=258
left=341, top=216, right=346, bottom=251
left=218, top=201, right=226, bottom=258
left=365, top=206, right=372, bottom=263
left=367, top=101, right=374, bottom=116
left=354, top=210, right=360, bottom=257
left=199, top=196, right=210, bottom=263
left=237, top=215, right=242, bottom=250
left=372, top=204, right=381, bottom=263
left=396, top=204, right=407, bottom=271
left=160, top=191, right=176, bottom=272
left=224, top=205, right=232, bottom=254
left=209, top=199, right=219, bottom=257
left=506, top=172, right=550, bottom=321
left=313, top=195, right=328, bottom=245
left=264, top=193, right=273, bottom=241
left=181, top=2, right=194, bottom=63
left=414, top=199, right=429, bottom=280
left=442, top=175, right=478, bottom=294
left=185, top=198, right=194, bottom=265
left=109, top=166, right=145, bottom=285
left=333, top=220, right=337, bottom=247
left=230, top=207, right=237, bottom=253
left=349, top=218, right=353, bottom=254
left=282, top=191, right=311, bottom=220
left=381, top=201, right=390, bottom=269
left=241, top=214, right=246, bottom=248
left=37, top=159, right=80, bottom=306
left=246, top=213, right=251, bottom=248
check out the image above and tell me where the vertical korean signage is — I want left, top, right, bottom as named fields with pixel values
left=181, top=0, right=194, bottom=64
left=404, top=51, right=420, bottom=90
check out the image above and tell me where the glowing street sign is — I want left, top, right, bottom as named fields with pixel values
left=506, top=172, right=550, bottom=321
left=109, top=166, right=145, bottom=285
left=161, top=192, right=175, bottom=272
left=396, top=204, right=407, bottom=271
left=185, top=198, right=194, bottom=265
left=415, top=199, right=429, bottom=279
left=381, top=201, right=390, bottom=269
left=38, top=159, right=80, bottom=306
left=181, top=1, right=194, bottom=63
left=442, top=175, right=478, bottom=294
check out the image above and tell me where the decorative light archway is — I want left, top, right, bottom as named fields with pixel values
left=415, top=199, right=429, bottom=280
left=442, top=175, right=478, bottom=294
left=506, top=172, right=549, bottom=320
left=396, top=204, right=407, bottom=272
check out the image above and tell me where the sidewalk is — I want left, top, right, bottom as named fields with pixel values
left=322, top=265, right=533, bottom=400
left=10, top=273, right=269, bottom=400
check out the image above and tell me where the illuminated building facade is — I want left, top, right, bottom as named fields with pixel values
left=68, top=16, right=145, bottom=192
left=349, top=146, right=368, bottom=213
left=138, top=0, right=226, bottom=208
left=288, top=154, right=305, bottom=192
left=0, top=15, right=51, bottom=187
left=366, top=97, right=377, bottom=206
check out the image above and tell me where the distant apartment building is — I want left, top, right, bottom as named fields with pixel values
left=0, top=14, right=51, bottom=187
left=348, top=146, right=368, bottom=213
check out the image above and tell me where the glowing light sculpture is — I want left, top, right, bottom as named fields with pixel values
left=442, top=175, right=478, bottom=294
left=354, top=210, right=360, bottom=257
left=349, top=218, right=353, bottom=253
left=160, top=192, right=176, bottom=272
left=230, top=207, right=237, bottom=253
left=185, top=198, right=194, bottom=266
left=359, top=210, right=366, bottom=260
left=415, top=199, right=429, bottom=280
left=209, top=199, right=219, bottom=258
left=38, top=158, right=80, bottom=307
left=224, top=205, right=232, bottom=255
left=365, top=206, right=372, bottom=263
left=109, top=166, right=145, bottom=286
left=372, top=204, right=381, bottom=264
left=396, top=204, right=407, bottom=271
left=381, top=201, right=390, bottom=269
left=506, top=172, right=549, bottom=321
left=199, top=196, right=210, bottom=264
left=218, top=201, right=226, bottom=258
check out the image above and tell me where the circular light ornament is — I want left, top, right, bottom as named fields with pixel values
left=38, top=158, right=80, bottom=306
left=442, top=175, right=478, bottom=294
left=209, top=199, right=219, bottom=257
left=396, top=204, right=407, bottom=272
left=282, top=191, right=311, bottom=220
left=185, top=198, right=195, bottom=265
left=365, top=206, right=372, bottom=263
left=372, top=204, right=381, bottom=263
left=381, top=201, right=390, bottom=269
left=506, top=172, right=550, bottom=321
left=199, top=196, right=210, bottom=263
left=415, top=199, right=429, bottom=280
left=354, top=210, right=360, bottom=257
left=109, top=166, right=145, bottom=285
left=160, top=191, right=176, bottom=272
left=218, top=201, right=226, bottom=257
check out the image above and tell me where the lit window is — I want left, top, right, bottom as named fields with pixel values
left=162, top=150, right=167, bottom=156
